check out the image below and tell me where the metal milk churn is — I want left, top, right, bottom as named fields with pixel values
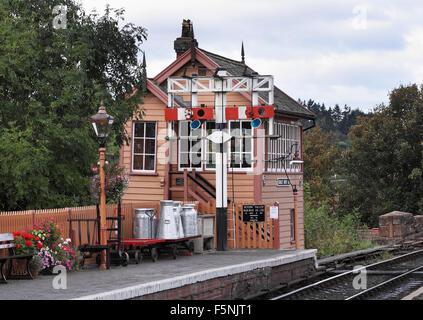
left=133, top=208, right=157, bottom=239
left=173, top=201, right=185, bottom=238
left=181, top=204, right=198, bottom=237
left=157, top=200, right=178, bottom=239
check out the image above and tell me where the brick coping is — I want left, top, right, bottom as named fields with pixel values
left=73, top=249, right=317, bottom=300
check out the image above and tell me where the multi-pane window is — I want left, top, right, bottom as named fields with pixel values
left=267, top=122, right=301, bottom=173
left=229, top=120, right=253, bottom=170
left=179, top=121, right=202, bottom=170
left=132, top=122, right=156, bottom=172
left=205, top=121, right=217, bottom=170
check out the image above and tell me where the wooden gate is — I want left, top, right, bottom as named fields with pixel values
left=231, top=203, right=279, bottom=249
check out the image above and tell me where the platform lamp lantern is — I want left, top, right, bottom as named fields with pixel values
left=91, top=101, right=114, bottom=270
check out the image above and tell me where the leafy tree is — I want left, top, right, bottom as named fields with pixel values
left=303, top=125, right=342, bottom=208
left=338, top=84, right=423, bottom=226
left=300, top=99, right=369, bottom=143
left=0, top=0, right=147, bottom=210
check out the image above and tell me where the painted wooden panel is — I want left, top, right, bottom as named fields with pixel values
left=121, top=93, right=168, bottom=203
left=262, top=173, right=305, bottom=249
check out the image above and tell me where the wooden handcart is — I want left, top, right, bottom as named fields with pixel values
left=121, top=235, right=201, bottom=264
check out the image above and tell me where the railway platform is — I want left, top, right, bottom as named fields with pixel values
left=0, top=248, right=316, bottom=300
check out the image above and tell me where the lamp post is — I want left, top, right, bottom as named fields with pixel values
left=91, top=101, right=114, bottom=270
left=289, top=159, right=303, bottom=250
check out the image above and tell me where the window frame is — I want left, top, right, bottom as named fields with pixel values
left=131, top=121, right=157, bottom=174
left=178, top=120, right=204, bottom=171
left=175, top=120, right=255, bottom=173
left=267, top=121, right=301, bottom=173
left=228, top=120, right=254, bottom=172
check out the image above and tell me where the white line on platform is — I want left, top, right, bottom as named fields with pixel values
left=72, top=249, right=317, bottom=300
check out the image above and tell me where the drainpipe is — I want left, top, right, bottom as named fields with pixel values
left=293, top=185, right=300, bottom=250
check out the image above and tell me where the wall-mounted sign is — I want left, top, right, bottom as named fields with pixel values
left=277, top=178, right=291, bottom=187
left=242, top=205, right=265, bottom=222
left=175, top=178, right=184, bottom=186
left=269, top=206, right=279, bottom=219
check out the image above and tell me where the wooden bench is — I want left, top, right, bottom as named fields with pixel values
left=0, top=233, right=34, bottom=284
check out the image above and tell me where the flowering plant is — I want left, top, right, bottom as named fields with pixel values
left=14, top=218, right=76, bottom=271
left=90, top=162, right=129, bottom=204
left=13, top=231, right=40, bottom=255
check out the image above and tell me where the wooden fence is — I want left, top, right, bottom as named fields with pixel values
left=0, top=201, right=279, bottom=250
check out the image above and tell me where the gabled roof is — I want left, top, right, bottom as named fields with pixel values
left=199, top=48, right=316, bottom=120
left=149, top=47, right=316, bottom=120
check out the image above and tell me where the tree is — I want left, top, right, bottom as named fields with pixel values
left=303, top=125, right=341, bottom=208
left=338, top=84, right=423, bottom=226
left=0, top=0, right=147, bottom=210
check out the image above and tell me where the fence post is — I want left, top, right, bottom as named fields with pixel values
left=32, top=210, right=36, bottom=228
left=273, top=202, right=280, bottom=249
left=68, top=208, right=74, bottom=245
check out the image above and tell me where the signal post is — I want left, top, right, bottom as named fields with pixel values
left=165, top=71, right=275, bottom=251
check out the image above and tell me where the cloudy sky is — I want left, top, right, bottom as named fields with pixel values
left=80, top=0, right=423, bottom=112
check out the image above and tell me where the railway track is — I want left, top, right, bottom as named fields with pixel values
left=270, top=249, right=423, bottom=300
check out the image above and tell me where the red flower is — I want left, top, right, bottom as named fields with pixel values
left=70, top=250, right=75, bottom=255
left=16, top=231, right=21, bottom=236
left=57, top=229, right=61, bottom=233
left=16, top=244, right=20, bottom=249
left=36, top=243, right=43, bottom=249
left=25, top=240, right=32, bottom=246
left=35, top=237, right=40, bottom=241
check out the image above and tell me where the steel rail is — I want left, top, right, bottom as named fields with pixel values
left=270, top=249, right=423, bottom=300
left=345, top=265, right=423, bottom=300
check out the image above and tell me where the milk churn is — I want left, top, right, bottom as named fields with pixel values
left=133, top=208, right=156, bottom=239
left=173, top=201, right=185, bottom=238
left=157, top=200, right=178, bottom=239
left=181, top=204, right=198, bottom=237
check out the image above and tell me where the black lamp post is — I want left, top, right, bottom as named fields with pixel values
left=91, top=101, right=114, bottom=270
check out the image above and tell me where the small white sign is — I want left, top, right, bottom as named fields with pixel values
left=270, top=206, right=279, bottom=219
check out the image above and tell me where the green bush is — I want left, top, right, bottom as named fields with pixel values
left=304, top=202, right=374, bottom=258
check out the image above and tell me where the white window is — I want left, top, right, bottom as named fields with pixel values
left=267, top=122, right=301, bottom=173
left=132, top=121, right=156, bottom=172
left=204, top=121, right=217, bottom=170
left=229, top=120, right=253, bottom=170
left=176, top=120, right=254, bottom=171
left=178, top=121, right=203, bottom=170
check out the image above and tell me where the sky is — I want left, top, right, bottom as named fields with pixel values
left=79, top=0, right=423, bottom=112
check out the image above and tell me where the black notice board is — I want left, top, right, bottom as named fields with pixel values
left=242, top=205, right=265, bottom=222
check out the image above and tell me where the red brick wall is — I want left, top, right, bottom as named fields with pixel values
left=133, top=258, right=315, bottom=300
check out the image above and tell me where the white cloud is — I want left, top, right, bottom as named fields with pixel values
left=79, top=0, right=423, bottom=112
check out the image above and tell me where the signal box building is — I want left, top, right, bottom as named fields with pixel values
left=120, top=20, right=316, bottom=250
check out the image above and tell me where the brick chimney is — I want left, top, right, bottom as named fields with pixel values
left=174, top=19, right=198, bottom=57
